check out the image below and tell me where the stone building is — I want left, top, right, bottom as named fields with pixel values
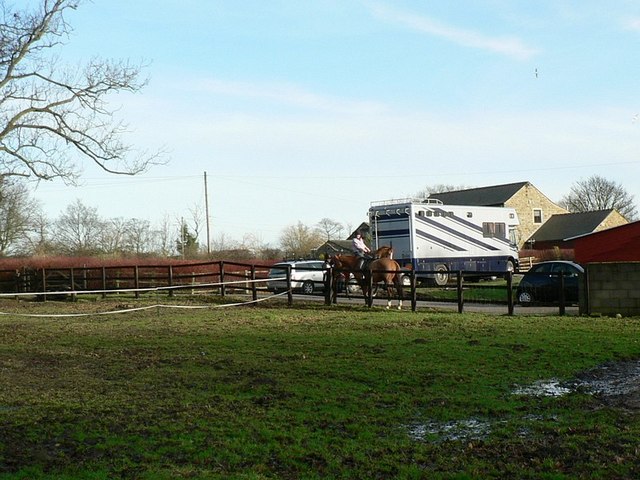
left=526, top=209, right=628, bottom=250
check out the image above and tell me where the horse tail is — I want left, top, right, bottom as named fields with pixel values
left=394, top=261, right=404, bottom=297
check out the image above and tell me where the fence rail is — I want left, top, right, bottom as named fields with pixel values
left=0, top=261, right=273, bottom=301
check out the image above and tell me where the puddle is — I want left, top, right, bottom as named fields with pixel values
left=407, top=418, right=494, bottom=442
left=513, top=359, right=640, bottom=406
left=512, top=379, right=573, bottom=397
left=408, top=359, right=640, bottom=443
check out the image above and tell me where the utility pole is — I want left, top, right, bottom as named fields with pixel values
left=204, top=171, right=211, bottom=255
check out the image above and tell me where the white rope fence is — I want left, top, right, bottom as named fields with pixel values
left=0, top=277, right=282, bottom=298
left=0, top=277, right=291, bottom=318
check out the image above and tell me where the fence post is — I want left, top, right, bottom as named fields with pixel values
left=506, top=271, right=514, bottom=316
left=457, top=271, right=463, bottom=313
left=324, top=267, right=333, bottom=306
left=168, top=265, right=174, bottom=297
left=559, top=273, right=566, bottom=316
left=70, top=268, right=77, bottom=302
left=580, top=269, right=588, bottom=316
left=251, top=265, right=258, bottom=303
left=411, top=271, right=417, bottom=312
left=14, top=269, right=21, bottom=296
left=102, top=267, right=107, bottom=298
left=220, top=261, right=226, bottom=297
left=41, top=268, right=47, bottom=302
left=286, top=265, right=293, bottom=306
left=134, top=266, right=140, bottom=299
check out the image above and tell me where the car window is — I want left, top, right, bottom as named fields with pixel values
left=552, top=263, right=580, bottom=275
left=294, top=262, right=324, bottom=270
left=531, top=263, right=553, bottom=273
left=268, top=264, right=289, bottom=276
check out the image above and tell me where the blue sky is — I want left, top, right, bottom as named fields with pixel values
left=31, top=0, right=640, bottom=246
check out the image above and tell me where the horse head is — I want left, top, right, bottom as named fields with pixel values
left=328, top=255, right=343, bottom=269
left=374, top=245, right=393, bottom=258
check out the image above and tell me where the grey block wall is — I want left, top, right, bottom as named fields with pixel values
left=585, top=263, right=640, bottom=317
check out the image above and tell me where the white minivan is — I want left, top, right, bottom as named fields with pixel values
left=267, top=260, right=327, bottom=295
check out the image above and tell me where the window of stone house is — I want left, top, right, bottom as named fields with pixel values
left=533, top=209, right=543, bottom=224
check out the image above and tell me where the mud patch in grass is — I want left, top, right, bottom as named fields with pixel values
left=514, top=358, right=640, bottom=409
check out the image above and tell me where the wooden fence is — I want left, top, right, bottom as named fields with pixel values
left=0, top=260, right=273, bottom=301
left=0, top=260, right=578, bottom=316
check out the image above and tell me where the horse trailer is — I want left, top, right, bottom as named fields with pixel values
left=369, top=198, right=519, bottom=286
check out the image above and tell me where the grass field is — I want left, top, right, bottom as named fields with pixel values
left=0, top=297, right=639, bottom=479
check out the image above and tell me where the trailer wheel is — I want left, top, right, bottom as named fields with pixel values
left=433, top=264, right=449, bottom=286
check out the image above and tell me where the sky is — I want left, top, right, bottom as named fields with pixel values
left=29, top=0, right=640, bottom=247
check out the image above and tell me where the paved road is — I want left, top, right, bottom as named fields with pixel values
left=295, top=293, right=580, bottom=316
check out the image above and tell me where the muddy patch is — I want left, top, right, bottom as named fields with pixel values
left=408, top=359, right=640, bottom=443
left=514, top=359, right=640, bottom=409
left=407, top=418, right=494, bottom=442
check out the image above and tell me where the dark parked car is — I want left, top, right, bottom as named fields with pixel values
left=516, top=261, right=584, bottom=306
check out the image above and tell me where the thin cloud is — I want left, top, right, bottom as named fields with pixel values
left=193, top=78, right=387, bottom=116
left=622, top=16, right=640, bottom=31
left=366, top=2, right=539, bottom=61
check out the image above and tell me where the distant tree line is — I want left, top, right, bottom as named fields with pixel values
left=3, top=174, right=634, bottom=260
left=0, top=179, right=350, bottom=259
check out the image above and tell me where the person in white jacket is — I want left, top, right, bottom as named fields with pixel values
left=352, top=231, right=371, bottom=261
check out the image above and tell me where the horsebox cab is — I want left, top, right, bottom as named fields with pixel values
left=369, top=198, right=519, bottom=286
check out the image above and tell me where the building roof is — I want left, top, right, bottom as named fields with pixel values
left=528, top=209, right=617, bottom=242
left=313, top=240, right=353, bottom=257
left=428, top=181, right=530, bottom=206
left=574, top=220, right=640, bottom=263
left=347, top=222, right=370, bottom=240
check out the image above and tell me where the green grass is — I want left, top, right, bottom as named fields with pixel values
left=0, top=298, right=639, bottom=478
left=416, top=277, right=521, bottom=303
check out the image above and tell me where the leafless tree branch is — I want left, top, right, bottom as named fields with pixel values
left=0, top=0, right=165, bottom=183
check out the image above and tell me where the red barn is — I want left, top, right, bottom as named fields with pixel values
left=573, top=221, right=640, bottom=263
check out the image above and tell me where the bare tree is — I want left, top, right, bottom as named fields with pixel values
left=316, top=218, right=344, bottom=241
left=560, top=175, right=638, bottom=221
left=186, top=203, right=204, bottom=243
left=124, top=218, right=153, bottom=256
left=98, top=217, right=128, bottom=255
left=24, top=210, right=52, bottom=255
left=53, top=198, right=103, bottom=255
left=151, top=214, right=174, bottom=257
left=241, top=232, right=267, bottom=257
left=211, top=232, right=238, bottom=253
left=0, top=179, right=41, bottom=255
left=279, top=221, right=324, bottom=258
left=0, top=0, right=163, bottom=183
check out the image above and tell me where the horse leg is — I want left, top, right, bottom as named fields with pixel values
left=394, top=275, right=403, bottom=310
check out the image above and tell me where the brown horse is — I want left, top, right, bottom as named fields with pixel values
left=328, top=254, right=365, bottom=298
left=329, top=246, right=404, bottom=308
left=364, top=257, right=404, bottom=310
left=328, top=246, right=394, bottom=293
